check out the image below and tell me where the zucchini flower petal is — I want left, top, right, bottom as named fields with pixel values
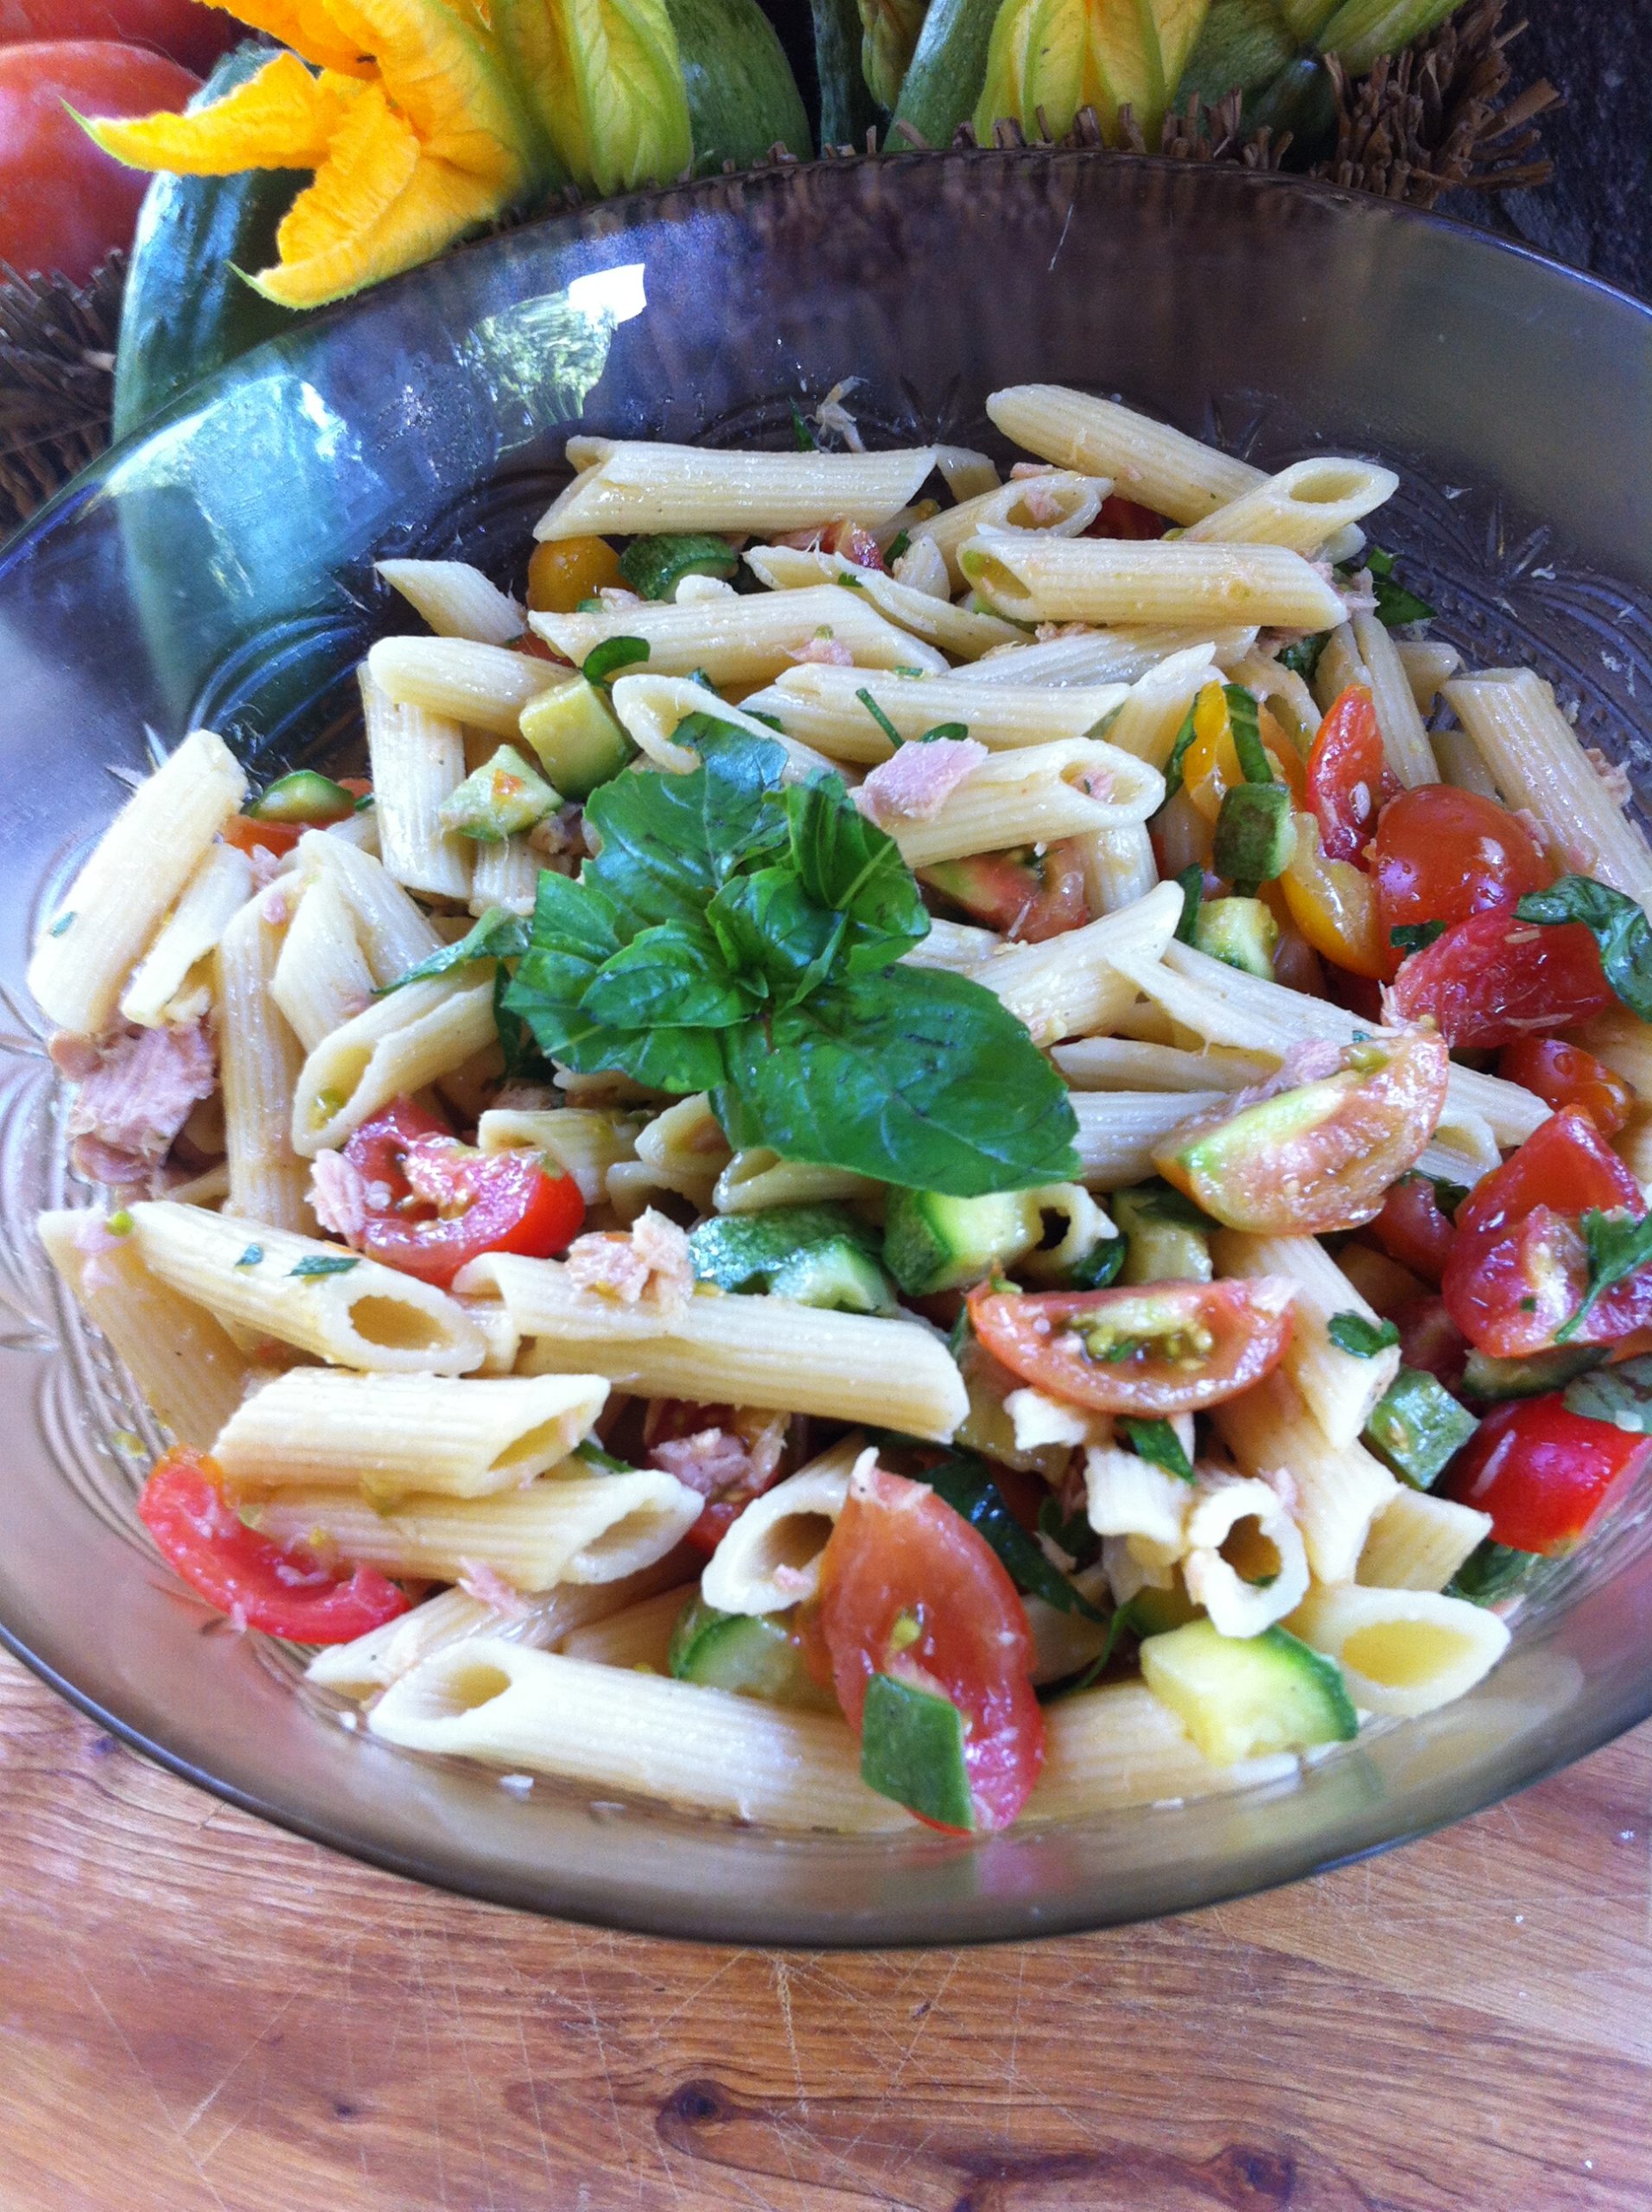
left=856, top=0, right=927, bottom=111
left=323, top=0, right=553, bottom=194
left=80, top=51, right=365, bottom=173
left=498, top=0, right=692, bottom=195
left=204, top=0, right=381, bottom=75
left=976, top=0, right=1211, bottom=147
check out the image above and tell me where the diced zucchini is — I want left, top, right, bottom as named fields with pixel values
left=1110, top=1182, right=1213, bottom=1285
left=883, top=1186, right=1044, bottom=1295
left=1192, top=894, right=1278, bottom=979
left=1213, top=781, right=1294, bottom=889
left=1447, top=1541, right=1547, bottom=1606
left=518, top=676, right=634, bottom=798
left=859, top=1672, right=975, bottom=1827
left=1363, top=1367, right=1478, bottom=1489
left=437, top=743, right=558, bottom=842
left=619, top=532, right=740, bottom=601
left=668, top=1594, right=834, bottom=1709
left=247, top=768, right=355, bottom=823
left=1461, top=1344, right=1608, bottom=1401
left=686, top=1203, right=894, bottom=1315
left=1140, top=1618, right=1358, bottom=1764
left=1123, top=1580, right=1199, bottom=1639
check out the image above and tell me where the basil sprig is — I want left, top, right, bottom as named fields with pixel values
left=1516, top=874, right=1652, bottom=1021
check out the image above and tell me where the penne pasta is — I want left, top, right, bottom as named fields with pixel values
left=954, top=625, right=1260, bottom=687
left=1286, top=1584, right=1510, bottom=1719
left=1213, top=1371, right=1396, bottom=1586
left=986, top=385, right=1260, bottom=520
left=1071, top=1090, right=1225, bottom=1188
left=375, top=557, right=524, bottom=644
left=289, top=973, right=498, bottom=1155
left=1032, top=1681, right=1298, bottom=1820
left=743, top=543, right=1025, bottom=659
left=366, top=633, right=569, bottom=735
left=531, top=585, right=949, bottom=686
left=1211, top=1230, right=1400, bottom=1448
left=118, top=842, right=252, bottom=1029
left=216, top=892, right=313, bottom=1234
left=874, top=734, right=1162, bottom=871
left=699, top=1437, right=862, bottom=1614
left=270, top=873, right=376, bottom=1051
left=1350, top=610, right=1437, bottom=787
left=962, top=534, right=1347, bottom=632
left=1181, top=456, right=1398, bottom=552
left=736, top=664, right=1128, bottom=761
left=967, top=878, right=1183, bottom=1046
left=359, top=666, right=471, bottom=900
left=294, top=829, right=442, bottom=983
left=557, top=1584, right=689, bottom=1670
left=1357, top=1489, right=1493, bottom=1595
left=534, top=440, right=937, bottom=540
left=914, top=468, right=1109, bottom=587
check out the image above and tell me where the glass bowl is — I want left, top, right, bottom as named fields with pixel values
left=3, top=151, right=1651, bottom=1946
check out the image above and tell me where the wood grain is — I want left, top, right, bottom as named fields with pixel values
left=1, top=1649, right=1648, bottom=2212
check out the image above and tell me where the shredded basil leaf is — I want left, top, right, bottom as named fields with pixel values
left=886, top=529, right=912, bottom=562
left=920, top=1454, right=1106, bottom=1621
left=289, top=1254, right=360, bottom=1278
left=1557, top=1208, right=1652, bottom=1344
left=1277, top=633, right=1328, bottom=683
left=855, top=686, right=905, bottom=751
left=574, top=1438, right=637, bottom=1473
left=378, top=906, right=531, bottom=994
left=1327, top=1311, right=1401, bottom=1357
left=790, top=402, right=816, bottom=452
left=582, top=636, right=650, bottom=688
left=1390, top=920, right=1446, bottom=955
left=918, top=722, right=969, bottom=745
left=1516, top=875, right=1652, bottom=1021
left=1160, top=702, right=1198, bottom=802
left=48, top=911, right=75, bottom=937
left=234, top=1243, right=263, bottom=1268
left=1119, top=1415, right=1194, bottom=1481
left=1361, top=546, right=1437, bottom=627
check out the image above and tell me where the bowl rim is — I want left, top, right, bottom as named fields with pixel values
left=6, top=149, right=1652, bottom=1946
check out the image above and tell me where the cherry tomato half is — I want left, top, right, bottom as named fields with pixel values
left=1306, top=685, right=1394, bottom=864
left=1442, top=1395, right=1652, bottom=1555
left=1441, top=1107, right=1649, bottom=1357
left=1387, top=904, right=1614, bottom=1049
left=816, top=1459, right=1043, bottom=1832
left=921, top=840, right=1088, bottom=943
left=340, top=1098, right=585, bottom=1289
left=138, top=1448, right=410, bottom=1642
left=967, top=1277, right=1295, bottom=1416
left=1497, top=1037, right=1633, bottom=1138
left=1374, top=785, right=1552, bottom=945
left=0, top=41, right=199, bottom=283
left=1277, top=809, right=1387, bottom=980
left=1370, top=1172, right=1458, bottom=1287
left=1392, top=1293, right=1470, bottom=1392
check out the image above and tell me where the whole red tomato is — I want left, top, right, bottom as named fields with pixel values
left=0, top=41, right=199, bottom=283
left=0, top=0, right=236, bottom=72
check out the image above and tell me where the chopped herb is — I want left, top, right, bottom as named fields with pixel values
left=790, top=401, right=816, bottom=452
left=1037, top=1493, right=1101, bottom=1571
left=1173, top=863, right=1203, bottom=944
left=835, top=572, right=865, bottom=592
left=1516, top=875, right=1652, bottom=1022
left=289, top=1253, right=361, bottom=1278
left=581, top=636, right=650, bottom=688
left=919, top=1452, right=1107, bottom=1621
left=353, top=791, right=375, bottom=812
left=1360, top=546, right=1437, bottom=628
left=1327, top=1311, right=1401, bottom=1357
left=1119, top=1415, right=1194, bottom=1481
left=105, top=1209, right=134, bottom=1237
left=48, top=911, right=75, bottom=937
left=1160, top=702, right=1198, bottom=803
left=1224, top=683, right=1270, bottom=785
left=1278, top=633, right=1328, bottom=683
left=1565, top=1353, right=1652, bottom=1432
left=573, top=1438, right=636, bottom=1473
left=377, top=906, right=531, bottom=994
left=1064, top=1235, right=1126, bottom=1291
left=688, top=668, right=718, bottom=690
left=1390, top=921, right=1446, bottom=955
left=234, top=1243, right=264, bottom=1268
left=855, top=686, right=905, bottom=751
left=886, top=530, right=912, bottom=563
left=917, top=722, right=969, bottom=744
left=1557, top=1208, right=1652, bottom=1343
left=576, top=595, right=604, bottom=613
left=744, top=709, right=785, bottom=730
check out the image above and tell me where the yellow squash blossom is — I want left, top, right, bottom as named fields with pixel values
left=975, top=0, right=1210, bottom=147
left=82, top=0, right=693, bottom=308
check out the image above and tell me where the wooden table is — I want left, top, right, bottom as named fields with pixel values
left=4, top=1651, right=1649, bottom=2210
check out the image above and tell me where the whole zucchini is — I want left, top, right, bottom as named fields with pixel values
left=893, top=0, right=1002, bottom=151
left=667, top=0, right=814, bottom=168
left=112, top=42, right=306, bottom=442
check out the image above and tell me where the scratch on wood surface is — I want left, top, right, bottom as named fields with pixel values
left=72, top=1954, right=231, bottom=2212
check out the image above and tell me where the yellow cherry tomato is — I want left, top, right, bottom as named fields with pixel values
left=1183, top=683, right=1306, bottom=824
left=527, top=535, right=623, bottom=613
left=1278, top=810, right=1386, bottom=980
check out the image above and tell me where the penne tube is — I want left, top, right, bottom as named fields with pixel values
left=118, top=842, right=252, bottom=1028
left=1446, top=669, right=1652, bottom=910
left=366, top=1638, right=907, bottom=1830
left=1053, top=1036, right=1276, bottom=1091
left=1181, top=457, right=1398, bottom=552
left=130, top=1200, right=486, bottom=1374
left=1357, top=1488, right=1492, bottom=1594
left=699, top=1437, right=862, bottom=1613
left=294, top=829, right=442, bottom=983
left=461, top=1256, right=969, bottom=1441
left=1213, top=1370, right=1395, bottom=1586
left=1071, top=1090, right=1224, bottom=1188
left=531, top=586, right=949, bottom=686
left=29, top=728, right=246, bottom=1036
left=1031, top=1680, right=1298, bottom=1820
left=252, top=1467, right=702, bottom=1591
left=534, top=441, right=937, bottom=540
left=468, top=831, right=540, bottom=917
left=375, top=557, right=523, bottom=644
left=271, top=872, right=375, bottom=1051
left=902, top=917, right=1002, bottom=973
left=213, top=1370, right=609, bottom=1499
left=366, top=634, right=569, bottom=736
left=1102, top=643, right=1224, bottom=766
left=986, top=385, right=1261, bottom=521
left=914, top=469, right=1109, bottom=587
left=359, top=667, right=471, bottom=900
left=216, top=892, right=312, bottom=1234
left=743, top=544, right=1025, bottom=659
left=1084, top=1444, right=1188, bottom=1554
left=456, top=1294, right=521, bottom=1374
left=1350, top=610, right=1437, bottom=788
left=966, top=878, right=1182, bottom=1046
left=1395, top=637, right=1463, bottom=714
left=1211, top=1230, right=1400, bottom=1448
left=877, top=735, right=1163, bottom=871
left=38, top=1208, right=253, bottom=1448
left=1180, top=1476, right=1310, bottom=1638
left=1227, top=647, right=1322, bottom=756
left=960, top=534, right=1347, bottom=633
left=737, top=664, right=1128, bottom=762
left=476, top=1106, right=640, bottom=1204
left=558, top=1584, right=689, bottom=1670
left=289, top=973, right=498, bottom=1155
left=607, top=673, right=843, bottom=784
left=1286, top=1583, right=1510, bottom=1719
left=710, top=1149, right=877, bottom=1215
left=955, top=625, right=1260, bottom=688
left=1431, top=722, right=1505, bottom=801
left=1082, top=823, right=1159, bottom=913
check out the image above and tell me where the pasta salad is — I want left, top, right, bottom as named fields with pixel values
left=30, top=384, right=1652, bottom=1835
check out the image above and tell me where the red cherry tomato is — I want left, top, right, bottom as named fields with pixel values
left=816, top=1460, right=1043, bottom=1832
left=1387, top=903, right=1613, bottom=1049
left=340, top=1097, right=585, bottom=1289
left=1370, top=1172, right=1458, bottom=1286
left=0, top=0, right=238, bottom=73
left=967, top=1278, right=1295, bottom=1416
left=1442, top=1395, right=1652, bottom=1555
left=921, top=840, right=1089, bottom=943
left=138, top=1448, right=410, bottom=1642
left=1496, top=1036, right=1634, bottom=1138
left=0, top=41, right=199, bottom=283
left=1442, top=1107, right=1649, bottom=1357
left=820, top=519, right=886, bottom=570
left=1086, top=495, right=1166, bottom=539
left=1392, top=1293, right=1469, bottom=1391
left=1373, top=785, right=1552, bottom=948
left=1306, top=686, right=1394, bottom=865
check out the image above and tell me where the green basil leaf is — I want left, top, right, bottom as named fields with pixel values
left=784, top=772, right=931, bottom=943
left=707, top=867, right=846, bottom=1001
left=791, top=401, right=816, bottom=452
left=918, top=721, right=970, bottom=744
left=235, top=1244, right=264, bottom=1268
left=582, top=636, right=650, bottom=686
left=290, top=1254, right=360, bottom=1278
left=378, top=905, right=531, bottom=993
left=1118, top=1415, right=1194, bottom=1481
left=581, top=920, right=751, bottom=1029
left=1516, top=875, right=1652, bottom=1021
left=1037, top=1493, right=1102, bottom=1570
left=919, top=1453, right=1107, bottom=1621
left=1390, top=921, right=1446, bottom=955
left=1557, top=1207, right=1652, bottom=1344
left=1278, top=633, right=1328, bottom=683
left=1363, top=546, right=1437, bottom=627
left=854, top=684, right=905, bottom=752
left=1327, top=1311, right=1401, bottom=1357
